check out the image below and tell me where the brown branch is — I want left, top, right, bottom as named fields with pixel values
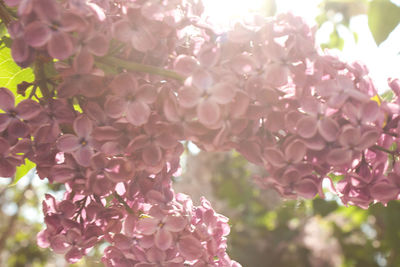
left=0, top=180, right=32, bottom=252
left=33, top=57, right=52, bottom=100
left=370, top=145, right=398, bottom=155
left=0, top=0, right=15, bottom=26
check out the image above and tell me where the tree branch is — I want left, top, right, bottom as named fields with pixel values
left=97, top=56, right=186, bottom=82
left=0, top=180, right=32, bottom=252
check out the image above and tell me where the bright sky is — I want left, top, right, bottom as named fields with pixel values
left=203, top=0, right=400, bottom=93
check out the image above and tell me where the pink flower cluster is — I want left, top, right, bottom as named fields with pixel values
left=2, top=0, right=400, bottom=265
left=38, top=170, right=238, bottom=266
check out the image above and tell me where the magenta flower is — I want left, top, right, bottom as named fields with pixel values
left=0, top=87, right=42, bottom=137
left=316, top=75, right=370, bottom=108
left=296, top=97, right=340, bottom=142
left=178, top=71, right=237, bottom=127
left=0, top=137, right=22, bottom=177
left=105, top=73, right=157, bottom=126
left=136, top=206, right=187, bottom=251
left=57, top=115, right=94, bottom=167
left=327, top=125, right=380, bottom=166
left=263, top=139, right=307, bottom=168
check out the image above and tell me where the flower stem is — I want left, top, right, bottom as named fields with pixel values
left=113, top=192, right=134, bottom=214
left=371, top=145, right=398, bottom=155
left=97, top=56, right=186, bottom=82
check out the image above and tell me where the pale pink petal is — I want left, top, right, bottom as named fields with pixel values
left=339, top=126, right=361, bottom=148
left=142, top=144, right=162, bottom=166
left=197, top=99, right=220, bottom=126
left=15, top=99, right=42, bottom=120
left=65, top=246, right=83, bottom=263
left=285, top=140, right=306, bottom=164
left=155, top=228, right=172, bottom=251
left=112, top=20, right=132, bottom=42
left=263, top=148, right=286, bottom=168
left=11, top=38, right=29, bottom=63
left=146, top=247, right=166, bottom=263
left=73, top=146, right=93, bottom=167
left=24, top=21, right=51, bottom=47
left=190, top=70, right=213, bottom=90
left=137, top=217, right=159, bottom=235
left=361, top=101, right=379, bottom=124
left=327, top=93, right=348, bottom=109
left=104, top=96, right=127, bottom=118
left=110, top=73, right=138, bottom=96
left=136, top=84, right=157, bottom=104
left=8, top=120, right=29, bottom=137
left=178, top=86, right=202, bottom=108
left=0, top=158, right=16, bottom=178
left=73, top=115, right=93, bottom=138
left=303, top=135, right=326, bottom=151
left=177, top=236, right=203, bottom=261
left=231, top=54, right=257, bottom=75
left=48, top=31, right=74, bottom=60
left=318, top=117, right=339, bottom=142
left=357, top=130, right=380, bottom=150
left=265, top=63, right=289, bottom=87
left=155, top=133, right=177, bottom=149
left=315, top=80, right=336, bottom=98
left=209, top=82, right=236, bottom=105
left=370, top=182, right=399, bottom=203
left=57, top=134, right=80, bottom=152
left=297, top=116, right=318, bottom=139
left=37, top=230, right=50, bottom=248
left=173, top=55, right=199, bottom=76
left=198, top=44, right=220, bottom=67
left=73, top=48, right=93, bottom=74
left=126, top=101, right=151, bottom=126
left=326, top=148, right=353, bottom=165
left=295, top=179, right=318, bottom=199
left=131, top=27, right=156, bottom=52
left=164, top=215, right=186, bottom=232
left=50, top=235, right=69, bottom=253
left=0, top=87, right=15, bottom=111
left=86, top=34, right=109, bottom=56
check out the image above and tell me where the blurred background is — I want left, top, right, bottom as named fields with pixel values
left=1, top=0, right=400, bottom=266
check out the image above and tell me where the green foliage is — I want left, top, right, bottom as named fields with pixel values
left=10, top=159, right=36, bottom=187
left=196, top=151, right=400, bottom=266
left=368, top=0, right=400, bottom=45
left=0, top=47, right=34, bottom=103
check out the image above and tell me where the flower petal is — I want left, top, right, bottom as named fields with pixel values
left=57, top=134, right=80, bottom=152
left=164, top=215, right=186, bottom=232
left=137, top=217, right=158, bottom=235
left=24, top=21, right=51, bottom=47
left=297, top=116, right=318, bottom=139
left=0, top=87, right=15, bottom=111
left=48, top=31, right=74, bottom=60
left=197, top=99, right=220, bottom=126
left=155, top=228, right=172, bottom=251
left=126, top=101, right=151, bottom=126
left=73, top=115, right=93, bottom=138
left=177, top=235, right=203, bottom=261
left=318, top=117, right=339, bottom=142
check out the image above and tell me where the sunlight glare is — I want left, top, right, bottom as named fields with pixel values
left=203, top=0, right=322, bottom=27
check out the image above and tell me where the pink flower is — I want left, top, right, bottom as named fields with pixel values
left=136, top=206, right=187, bottom=251
left=57, top=115, right=94, bottom=167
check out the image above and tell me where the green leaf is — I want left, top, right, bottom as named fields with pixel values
left=0, top=46, right=34, bottom=103
left=10, top=159, right=36, bottom=186
left=368, top=0, right=400, bottom=45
